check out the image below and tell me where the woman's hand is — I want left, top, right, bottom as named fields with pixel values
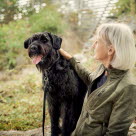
left=59, top=48, right=72, bottom=60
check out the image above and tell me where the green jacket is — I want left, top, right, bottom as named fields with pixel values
left=69, top=57, right=136, bottom=136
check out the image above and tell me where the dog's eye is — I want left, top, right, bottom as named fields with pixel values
left=38, top=46, right=41, bottom=50
left=43, top=39, right=48, bottom=43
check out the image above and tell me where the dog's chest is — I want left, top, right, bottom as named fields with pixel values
left=47, top=71, right=69, bottom=86
left=46, top=68, right=79, bottom=97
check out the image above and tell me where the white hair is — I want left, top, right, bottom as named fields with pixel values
left=96, top=23, right=136, bottom=70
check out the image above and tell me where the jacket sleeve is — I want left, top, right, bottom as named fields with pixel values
left=69, top=57, right=92, bottom=85
left=104, top=85, right=136, bottom=136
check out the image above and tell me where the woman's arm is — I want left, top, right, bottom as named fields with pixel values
left=59, top=48, right=92, bottom=85
left=59, top=48, right=73, bottom=60
left=104, top=85, right=136, bottom=136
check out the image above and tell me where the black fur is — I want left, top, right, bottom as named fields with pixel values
left=24, top=32, right=87, bottom=136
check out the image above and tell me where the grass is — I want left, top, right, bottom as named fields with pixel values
left=0, top=65, right=50, bottom=131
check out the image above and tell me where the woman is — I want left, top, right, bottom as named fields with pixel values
left=59, top=23, right=136, bottom=136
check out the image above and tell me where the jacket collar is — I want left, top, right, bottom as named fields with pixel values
left=99, top=64, right=129, bottom=79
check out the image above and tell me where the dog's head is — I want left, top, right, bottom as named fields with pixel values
left=24, top=32, right=62, bottom=69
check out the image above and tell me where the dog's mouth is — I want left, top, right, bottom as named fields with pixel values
left=31, top=55, right=43, bottom=64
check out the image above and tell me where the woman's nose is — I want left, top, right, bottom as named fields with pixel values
left=92, top=42, right=96, bottom=49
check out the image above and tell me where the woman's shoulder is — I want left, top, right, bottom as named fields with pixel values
left=121, top=70, right=136, bottom=86
left=116, top=70, right=136, bottom=95
left=112, top=73, right=136, bottom=104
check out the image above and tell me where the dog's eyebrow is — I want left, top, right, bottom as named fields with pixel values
left=43, top=34, right=50, bottom=40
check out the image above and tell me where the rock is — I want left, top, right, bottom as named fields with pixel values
left=0, top=127, right=51, bottom=136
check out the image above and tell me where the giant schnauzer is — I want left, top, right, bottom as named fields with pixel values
left=24, top=32, right=87, bottom=136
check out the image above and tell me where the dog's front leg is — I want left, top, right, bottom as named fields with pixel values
left=48, top=100, right=61, bottom=136
left=62, top=103, right=77, bottom=136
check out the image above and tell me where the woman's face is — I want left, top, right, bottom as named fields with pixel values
left=92, top=38, right=109, bottom=61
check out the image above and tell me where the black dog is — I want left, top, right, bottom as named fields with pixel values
left=24, top=32, right=87, bottom=136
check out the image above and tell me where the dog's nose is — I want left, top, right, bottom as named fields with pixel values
left=31, top=45, right=37, bottom=51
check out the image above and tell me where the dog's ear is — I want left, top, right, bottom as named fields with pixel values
left=24, top=38, right=31, bottom=49
left=47, top=32, right=62, bottom=50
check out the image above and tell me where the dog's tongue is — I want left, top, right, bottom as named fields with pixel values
left=32, top=56, right=42, bottom=64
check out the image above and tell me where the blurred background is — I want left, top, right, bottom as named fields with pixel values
left=0, top=0, right=136, bottom=135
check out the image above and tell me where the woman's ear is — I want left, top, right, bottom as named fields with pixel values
left=108, top=45, right=115, bottom=56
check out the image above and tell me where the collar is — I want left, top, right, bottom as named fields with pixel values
left=101, top=64, right=129, bottom=79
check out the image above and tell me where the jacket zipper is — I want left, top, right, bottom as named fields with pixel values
left=88, top=69, right=105, bottom=95
left=87, top=74, right=110, bottom=104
